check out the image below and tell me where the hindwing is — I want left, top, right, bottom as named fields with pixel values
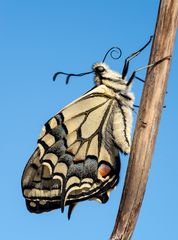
left=22, top=85, right=132, bottom=218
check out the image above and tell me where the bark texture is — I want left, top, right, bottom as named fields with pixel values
left=110, top=1, right=178, bottom=239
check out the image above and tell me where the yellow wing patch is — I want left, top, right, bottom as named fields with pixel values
left=22, top=84, right=129, bottom=217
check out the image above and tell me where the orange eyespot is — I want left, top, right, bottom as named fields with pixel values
left=98, top=163, right=111, bottom=177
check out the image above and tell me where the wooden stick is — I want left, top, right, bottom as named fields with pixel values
left=110, top=1, right=178, bottom=239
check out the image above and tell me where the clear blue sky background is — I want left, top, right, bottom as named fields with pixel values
left=1, top=1, right=178, bottom=239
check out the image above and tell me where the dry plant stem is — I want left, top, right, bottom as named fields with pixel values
left=110, top=1, right=178, bottom=240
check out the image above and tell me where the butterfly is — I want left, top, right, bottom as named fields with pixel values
left=21, top=37, right=152, bottom=219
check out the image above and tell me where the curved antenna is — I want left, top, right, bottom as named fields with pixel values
left=102, top=47, right=122, bottom=63
left=53, top=47, right=122, bottom=84
left=53, top=70, right=93, bottom=84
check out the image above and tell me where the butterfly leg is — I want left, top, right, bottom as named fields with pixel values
left=126, top=69, right=145, bottom=86
left=122, top=36, right=153, bottom=79
left=135, top=76, right=145, bottom=83
left=127, top=55, right=171, bottom=87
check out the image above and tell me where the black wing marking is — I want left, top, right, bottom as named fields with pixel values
left=22, top=86, right=121, bottom=217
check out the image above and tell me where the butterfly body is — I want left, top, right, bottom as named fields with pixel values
left=22, top=62, right=134, bottom=218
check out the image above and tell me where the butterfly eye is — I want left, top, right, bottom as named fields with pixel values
left=95, top=66, right=105, bottom=73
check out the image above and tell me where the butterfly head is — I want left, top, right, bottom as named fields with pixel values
left=93, top=63, right=128, bottom=91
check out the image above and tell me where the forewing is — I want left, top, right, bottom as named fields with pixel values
left=22, top=85, right=121, bottom=215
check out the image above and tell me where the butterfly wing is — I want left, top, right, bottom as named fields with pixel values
left=22, top=85, right=121, bottom=216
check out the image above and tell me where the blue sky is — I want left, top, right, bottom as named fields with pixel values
left=1, top=1, right=178, bottom=239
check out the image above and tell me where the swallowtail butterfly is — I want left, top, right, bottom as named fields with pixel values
left=22, top=38, right=152, bottom=219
